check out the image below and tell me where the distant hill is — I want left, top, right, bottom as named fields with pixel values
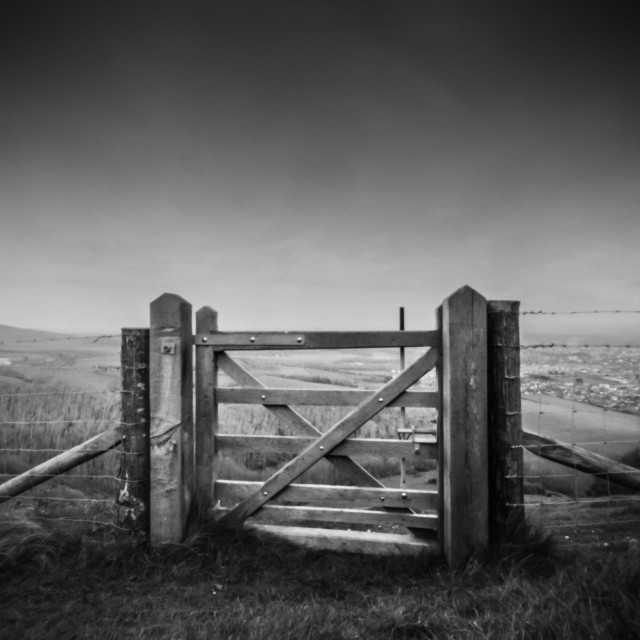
left=0, top=324, right=76, bottom=343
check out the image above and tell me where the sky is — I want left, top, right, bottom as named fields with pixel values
left=1, top=1, right=639, bottom=338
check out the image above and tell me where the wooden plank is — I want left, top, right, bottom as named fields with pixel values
left=0, top=425, right=122, bottom=503
left=116, top=328, right=150, bottom=539
left=149, top=293, right=193, bottom=543
left=487, top=301, right=524, bottom=542
left=244, top=505, right=438, bottom=529
left=220, top=348, right=439, bottom=526
left=439, top=286, right=488, bottom=567
left=215, top=480, right=439, bottom=510
left=216, top=434, right=438, bottom=459
left=216, top=388, right=439, bottom=408
left=245, top=524, right=439, bottom=557
left=523, top=430, right=640, bottom=491
left=194, top=330, right=438, bottom=349
left=195, top=307, right=218, bottom=513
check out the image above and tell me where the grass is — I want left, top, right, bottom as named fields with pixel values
left=1, top=514, right=639, bottom=640
left=0, top=382, right=122, bottom=530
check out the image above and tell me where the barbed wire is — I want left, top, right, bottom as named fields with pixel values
left=522, top=310, right=640, bottom=316
left=497, top=343, right=640, bottom=349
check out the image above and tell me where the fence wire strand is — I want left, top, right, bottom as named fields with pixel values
left=497, top=310, right=640, bottom=547
left=0, top=381, right=128, bottom=537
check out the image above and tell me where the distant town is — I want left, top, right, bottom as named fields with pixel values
left=520, top=346, right=640, bottom=415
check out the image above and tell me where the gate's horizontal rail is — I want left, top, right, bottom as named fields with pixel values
left=216, top=434, right=438, bottom=459
left=245, top=524, right=438, bottom=557
left=233, top=504, right=438, bottom=530
left=216, top=388, right=439, bottom=408
left=194, top=330, right=438, bottom=349
left=216, top=480, right=438, bottom=510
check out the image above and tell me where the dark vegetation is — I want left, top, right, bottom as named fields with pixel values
left=2, top=515, right=640, bottom=640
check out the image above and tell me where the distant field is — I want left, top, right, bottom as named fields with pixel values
left=0, top=332, right=121, bottom=391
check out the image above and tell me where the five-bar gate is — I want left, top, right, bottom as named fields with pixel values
left=149, top=286, right=490, bottom=566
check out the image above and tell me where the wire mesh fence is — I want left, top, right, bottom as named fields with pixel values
left=0, top=385, right=127, bottom=538
left=513, top=310, right=640, bottom=550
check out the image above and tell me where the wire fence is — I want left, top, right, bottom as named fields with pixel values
left=512, top=310, right=640, bottom=550
left=0, top=384, right=129, bottom=537
left=2, top=312, right=638, bottom=552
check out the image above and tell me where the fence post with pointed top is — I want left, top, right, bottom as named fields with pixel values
left=149, top=293, right=193, bottom=543
left=438, top=286, right=488, bottom=567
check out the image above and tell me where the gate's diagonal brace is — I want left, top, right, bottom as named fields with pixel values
left=220, top=348, right=438, bottom=527
left=218, top=353, right=380, bottom=487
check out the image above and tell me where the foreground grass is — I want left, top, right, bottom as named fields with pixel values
left=1, top=517, right=639, bottom=640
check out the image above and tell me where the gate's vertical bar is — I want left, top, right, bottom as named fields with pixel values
left=149, top=293, right=193, bottom=543
left=399, top=306, right=407, bottom=488
left=117, top=328, right=150, bottom=541
left=195, top=306, right=218, bottom=516
left=487, top=301, right=524, bottom=543
left=438, top=286, right=488, bottom=567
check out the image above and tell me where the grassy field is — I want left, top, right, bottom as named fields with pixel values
left=1, top=514, right=640, bottom=640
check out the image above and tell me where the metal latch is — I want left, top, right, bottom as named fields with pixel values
left=160, top=337, right=178, bottom=355
left=398, top=425, right=437, bottom=452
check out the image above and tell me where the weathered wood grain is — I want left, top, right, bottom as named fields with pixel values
left=241, top=504, right=438, bottom=529
left=487, top=301, right=524, bottom=542
left=439, top=286, right=488, bottom=567
left=194, top=330, right=438, bottom=349
left=149, top=293, right=193, bottom=543
left=216, top=387, right=439, bottom=408
left=116, top=328, right=150, bottom=538
left=195, top=306, right=217, bottom=514
left=215, top=434, right=437, bottom=459
left=215, top=480, right=439, bottom=510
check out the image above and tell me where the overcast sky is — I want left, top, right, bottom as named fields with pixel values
left=1, top=1, right=639, bottom=337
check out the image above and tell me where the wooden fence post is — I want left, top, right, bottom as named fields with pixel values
left=438, top=286, right=488, bottom=567
left=195, top=306, right=218, bottom=515
left=487, top=301, right=524, bottom=543
left=117, top=328, right=150, bottom=541
left=149, top=294, right=193, bottom=543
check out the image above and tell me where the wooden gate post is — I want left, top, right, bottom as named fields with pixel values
left=487, top=301, right=524, bottom=542
left=195, top=306, right=218, bottom=515
left=149, top=294, right=193, bottom=543
left=117, top=328, right=150, bottom=540
left=438, top=286, right=488, bottom=567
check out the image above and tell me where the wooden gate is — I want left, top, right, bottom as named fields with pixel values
left=149, top=286, right=489, bottom=566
